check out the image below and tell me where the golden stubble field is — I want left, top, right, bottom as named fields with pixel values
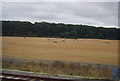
left=2, top=36, right=118, bottom=65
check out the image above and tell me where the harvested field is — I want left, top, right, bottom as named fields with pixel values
left=2, top=36, right=118, bottom=65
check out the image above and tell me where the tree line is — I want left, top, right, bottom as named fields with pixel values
left=2, top=21, right=120, bottom=40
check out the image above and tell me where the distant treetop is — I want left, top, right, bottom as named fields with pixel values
left=2, top=21, right=120, bottom=40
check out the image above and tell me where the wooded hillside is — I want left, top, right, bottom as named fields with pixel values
left=2, top=21, right=120, bottom=40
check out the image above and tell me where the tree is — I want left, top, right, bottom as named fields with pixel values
left=2, top=21, right=120, bottom=40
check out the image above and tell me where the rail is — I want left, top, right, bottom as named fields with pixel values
left=0, top=69, right=112, bottom=81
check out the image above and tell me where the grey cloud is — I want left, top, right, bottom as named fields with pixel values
left=2, top=2, right=118, bottom=28
left=54, top=2, right=117, bottom=26
left=2, top=0, right=119, bottom=2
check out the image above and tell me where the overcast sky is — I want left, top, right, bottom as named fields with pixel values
left=2, top=1, right=118, bottom=28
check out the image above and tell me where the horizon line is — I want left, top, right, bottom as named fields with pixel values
left=1, top=20, right=118, bottom=29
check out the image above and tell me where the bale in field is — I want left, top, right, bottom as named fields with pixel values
left=53, top=41, right=58, bottom=43
left=48, top=38, right=50, bottom=41
left=62, top=39, right=66, bottom=42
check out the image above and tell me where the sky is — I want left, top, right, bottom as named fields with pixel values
left=1, top=0, right=119, bottom=28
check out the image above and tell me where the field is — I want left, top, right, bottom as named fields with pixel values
left=2, top=36, right=118, bottom=65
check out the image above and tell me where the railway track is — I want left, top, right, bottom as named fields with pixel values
left=0, top=69, right=112, bottom=81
